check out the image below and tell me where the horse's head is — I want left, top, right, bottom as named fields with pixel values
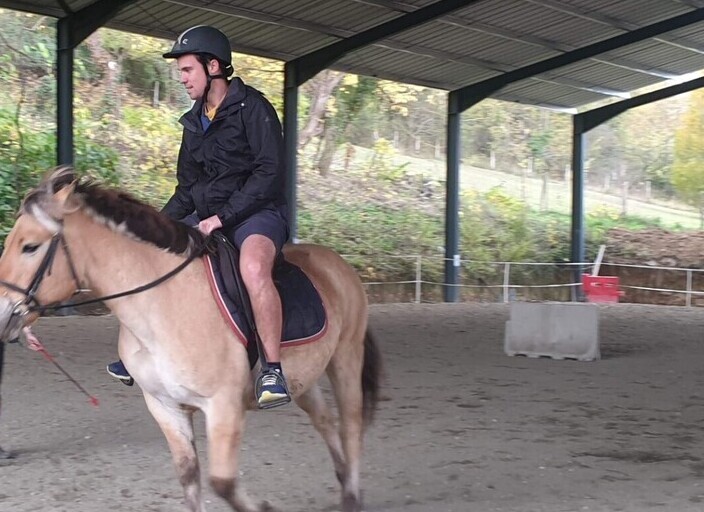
left=0, top=167, right=81, bottom=341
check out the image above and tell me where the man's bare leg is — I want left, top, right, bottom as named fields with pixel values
left=240, top=235, right=289, bottom=407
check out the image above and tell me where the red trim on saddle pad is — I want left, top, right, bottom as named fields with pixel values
left=202, top=256, right=328, bottom=349
left=203, top=256, right=248, bottom=347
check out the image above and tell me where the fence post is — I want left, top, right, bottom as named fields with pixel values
left=415, top=255, right=421, bottom=304
left=686, top=269, right=693, bottom=308
left=503, top=262, right=511, bottom=303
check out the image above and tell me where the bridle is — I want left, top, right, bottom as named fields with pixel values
left=0, top=228, right=205, bottom=328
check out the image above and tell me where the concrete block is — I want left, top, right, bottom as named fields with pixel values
left=504, top=302, right=600, bottom=361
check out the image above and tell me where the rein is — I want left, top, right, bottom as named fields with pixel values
left=0, top=231, right=207, bottom=316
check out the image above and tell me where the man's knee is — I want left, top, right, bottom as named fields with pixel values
left=239, top=237, right=276, bottom=285
left=239, top=257, right=269, bottom=285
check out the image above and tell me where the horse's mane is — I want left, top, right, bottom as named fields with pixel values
left=22, top=166, right=206, bottom=257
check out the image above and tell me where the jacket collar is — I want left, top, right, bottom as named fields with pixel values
left=180, top=77, right=248, bottom=132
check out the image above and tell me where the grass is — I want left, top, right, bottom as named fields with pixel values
left=350, top=146, right=701, bottom=230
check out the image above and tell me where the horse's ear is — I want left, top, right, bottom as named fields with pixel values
left=53, top=179, right=76, bottom=208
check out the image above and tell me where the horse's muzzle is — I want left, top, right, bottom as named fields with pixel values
left=0, top=296, right=27, bottom=342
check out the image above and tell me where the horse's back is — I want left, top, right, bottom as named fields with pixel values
left=283, top=243, right=361, bottom=287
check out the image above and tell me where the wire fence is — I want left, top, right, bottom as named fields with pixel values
left=347, top=254, right=704, bottom=307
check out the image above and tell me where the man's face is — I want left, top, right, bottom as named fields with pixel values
left=176, top=54, right=207, bottom=100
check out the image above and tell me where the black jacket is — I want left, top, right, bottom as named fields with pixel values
left=162, top=77, right=286, bottom=228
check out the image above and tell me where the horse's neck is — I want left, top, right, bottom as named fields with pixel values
left=65, top=215, right=190, bottom=319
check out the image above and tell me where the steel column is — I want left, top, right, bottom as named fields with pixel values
left=55, top=0, right=138, bottom=166
left=571, top=117, right=586, bottom=300
left=444, top=91, right=461, bottom=302
left=283, top=61, right=299, bottom=242
left=57, top=18, right=73, bottom=165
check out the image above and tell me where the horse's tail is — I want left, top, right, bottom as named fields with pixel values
left=362, top=328, right=382, bottom=426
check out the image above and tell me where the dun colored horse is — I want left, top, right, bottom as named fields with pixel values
left=0, top=167, right=381, bottom=512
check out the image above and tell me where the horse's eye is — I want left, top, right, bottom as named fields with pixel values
left=22, top=243, right=40, bottom=254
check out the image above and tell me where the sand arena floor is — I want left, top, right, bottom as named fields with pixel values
left=0, top=303, right=703, bottom=512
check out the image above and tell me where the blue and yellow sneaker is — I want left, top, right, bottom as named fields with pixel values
left=255, top=368, right=290, bottom=409
left=106, top=360, right=134, bottom=387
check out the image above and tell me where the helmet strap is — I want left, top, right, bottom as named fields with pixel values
left=199, top=55, right=228, bottom=109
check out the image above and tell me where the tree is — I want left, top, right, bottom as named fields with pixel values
left=316, top=75, right=377, bottom=175
left=672, top=89, right=704, bottom=228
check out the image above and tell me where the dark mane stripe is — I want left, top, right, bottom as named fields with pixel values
left=74, top=181, right=206, bottom=256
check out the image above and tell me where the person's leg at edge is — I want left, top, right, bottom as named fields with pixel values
left=239, top=234, right=290, bottom=407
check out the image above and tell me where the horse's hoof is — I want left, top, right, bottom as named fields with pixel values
left=259, top=501, right=279, bottom=512
left=342, top=494, right=362, bottom=512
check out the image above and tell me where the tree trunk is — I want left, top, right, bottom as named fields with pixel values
left=317, top=119, right=337, bottom=176
left=298, top=70, right=344, bottom=149
left=540, top=173, right=548, bottom=211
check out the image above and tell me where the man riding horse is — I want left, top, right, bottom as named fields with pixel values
left=106, top=25, right=290, bottom=408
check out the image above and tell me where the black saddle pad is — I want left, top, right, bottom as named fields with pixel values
left=203, top=253, right=327, bottom=349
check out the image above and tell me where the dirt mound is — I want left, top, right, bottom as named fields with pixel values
left=604, top=227, right=704, bottom=268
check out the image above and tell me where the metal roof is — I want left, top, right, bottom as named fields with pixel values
left=4, top=0, right=704, bottom=110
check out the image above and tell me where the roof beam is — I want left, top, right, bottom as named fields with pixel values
left=453, top=7, right=704, bottom=112
left=0, top=1, right=66, bottom=17
left=358, top=0, right=681, bottom=81
left=161, top=0, right=627, bottom=98
left=577, top=75, right=704, bottom=132
left=58, top=0, right=138, bottom=49
left=290, top=0, right=483, bottom=86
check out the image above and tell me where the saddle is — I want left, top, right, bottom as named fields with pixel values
left=204, top=232, right=327, bottom=369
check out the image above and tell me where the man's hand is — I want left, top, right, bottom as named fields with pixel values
left=198, top=215, right=222, bottom=235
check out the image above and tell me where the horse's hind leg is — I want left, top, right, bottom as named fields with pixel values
left=294, top=383, right=346, bottom=483
left=327, top=350, right=365, bottom=512
left=143, top=393, right=203, bottom=512
left=205, top=403, right=274, bottom=512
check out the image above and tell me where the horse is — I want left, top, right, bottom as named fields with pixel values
left=0, top=167, right=381, bottom=512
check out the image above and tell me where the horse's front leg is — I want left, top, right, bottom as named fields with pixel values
left=205, top=399, right=275, bottom=512
left=143, top=393, right=204, bottom=512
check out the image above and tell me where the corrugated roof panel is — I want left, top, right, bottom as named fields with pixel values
left=245, top=28, right=335, bottom=55
left=592, top=72, right=664, bottom=92
left=604, top=41, right=704, bottom=76
left=5, top=0, right=704, bottom=110
left=461, top=0, right=623, bottom=48
left=668, top=23, right=704, bottom=39
left=499, top=80, right=607, bottom=108
left=339, top=46, right=496, bottom=89
left=293, top=1, right=397, bottom=32
left=653, top=53, right=704, bottom=76
left=631, top=48, right=704, bottom=73
left=556, top=0, right=692, bottom=27
left=544, top=60, right=665, bottom=93
left=393, top=21, right=557, bottom=69
left=469, top=38, right=559, bottom=68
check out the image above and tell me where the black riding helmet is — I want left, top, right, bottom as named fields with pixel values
left=163, top=25, right=234, bottom=97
